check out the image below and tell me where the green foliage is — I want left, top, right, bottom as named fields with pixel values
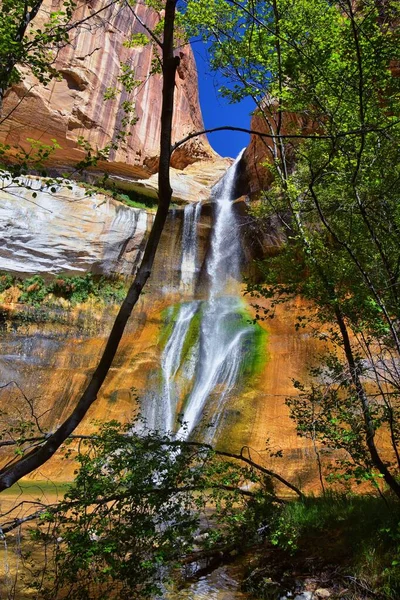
left=185, top=0, right=400, bottom=491
left=80, top=182, right=158, bottom=212
left=268, top=493, right=400, bottom=598
left=50, top=273, right=127, bottom=305
left=116, top=192, right=158, bottom=211
left=33, top=421, right=274, bottom=599
left=0, top=139, right=63, bottom=183
left=0, top=272, right=128, bottom=307
left=117, top=63, right=140, bottom=93
left=123, top=33, right=150, bottom=48
left=0, top=0, right=76, bottom=95
left=0, top=272, right=14, bottom=293
left=20, top=275, right=49, bottom=304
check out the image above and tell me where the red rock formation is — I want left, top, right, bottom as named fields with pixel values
left=0, top=0, right=215, bottom=179
left=241, top=98, right=314, bottom=199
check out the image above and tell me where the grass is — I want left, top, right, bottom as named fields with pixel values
left=248, top=491, right=400, bottom=599
left=117, top=191, right=158, bottom=211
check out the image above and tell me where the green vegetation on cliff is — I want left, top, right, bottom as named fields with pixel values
left=237, top=304, right=268, bottom=380
left=158, top=302, right=183, bottom=350
left=159, top=300, right=267, bottom=382
left=180, top=306, right=201, bottom=362
left=0, top=272, right=129, bottom=307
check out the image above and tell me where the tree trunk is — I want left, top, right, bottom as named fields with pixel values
left=0, top=0, right=179, bottom=492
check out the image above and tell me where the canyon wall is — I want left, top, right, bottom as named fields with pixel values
left=0, top=179, right=154, bottom=276
left=0, top=3, right=325, bottom=493
left=0, top=294, right=323, bottom=492
left=0, top=0, right=216, bottom=179
left=240, top=98, right=314, bottom=200
left=0, top=160, right=233, bottom=277
left=0, top=177, right=323, bottom=494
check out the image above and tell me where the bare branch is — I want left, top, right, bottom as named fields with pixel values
left=171, top=124, right=398, bottom=153
left=125, top=1, right=163, bottom=48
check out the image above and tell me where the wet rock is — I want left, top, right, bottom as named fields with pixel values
left=293, top=592, right=313, bottom=600
left=109, top=156, right=232, bottom=205
left=0, top=178, right=153, bottom=275
left=257, top=577, right=282, bottom=599
left=315, top=589, right=331, bottom=599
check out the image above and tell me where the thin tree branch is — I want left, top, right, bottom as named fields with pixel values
left=171, top=124, right=398, bottom=153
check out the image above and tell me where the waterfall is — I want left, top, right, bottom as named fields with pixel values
left=180, top=202, right=202, bottom=291
left=147, top=149, right=255, bottom=442
left=207, top=151, right=243, bottom=297
left=175, top=149, right=253, bottom=440
left=159, top=301, right=200, bottom=433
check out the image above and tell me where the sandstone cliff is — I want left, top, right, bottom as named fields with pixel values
left=0, top=178, right=154, bottom=275
left=0, top=0, right=216, bottom=179
left=0, top=2, right=323, bottom=493
left=0, top=293, right=323, bottom=492
left=240, top=98, right=313, bottom=199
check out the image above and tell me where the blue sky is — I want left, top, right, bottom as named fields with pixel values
left=192, top=41, right=255, bottom=159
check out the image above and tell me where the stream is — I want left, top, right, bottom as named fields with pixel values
left=164, top=564, right=251, bottom=600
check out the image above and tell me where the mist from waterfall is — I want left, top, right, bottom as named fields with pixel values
left=146, top=149, right=255, bottom=442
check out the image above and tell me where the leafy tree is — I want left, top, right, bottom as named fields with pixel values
left=1, top=421, right=283, bottom=599
left=184, top=0, right=400, bottom=496
left=0, top=0, right=77, bottom=115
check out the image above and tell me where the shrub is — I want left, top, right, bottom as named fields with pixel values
left=0, top=272, right=14, bottom=293
left=20, top=275, right=48, bottom=305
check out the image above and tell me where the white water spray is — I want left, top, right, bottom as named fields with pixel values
left=160, top=301, right=199, bottom=432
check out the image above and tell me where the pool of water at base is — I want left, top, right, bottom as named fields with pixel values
left=164, top=564, right=251, bottom=600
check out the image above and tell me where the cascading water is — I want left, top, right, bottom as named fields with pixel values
left=180, top=202, right=202, bottom=291
left=146, top=150, right=258, bottom=442
left=158, top=300, right=200, bottom=433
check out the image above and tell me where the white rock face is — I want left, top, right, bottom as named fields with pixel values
left=109, top=156, right=233, bottom=205
left=0, top=177, right=154, bottom=275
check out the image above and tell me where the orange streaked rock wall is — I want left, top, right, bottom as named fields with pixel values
left=0, top=293, right=324, bottom=493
